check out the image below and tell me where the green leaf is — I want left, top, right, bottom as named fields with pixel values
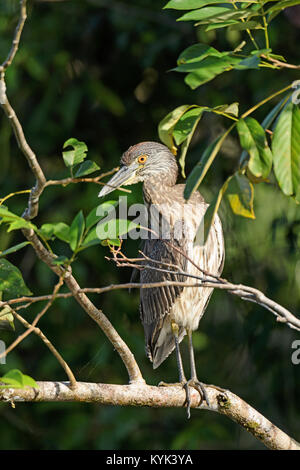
left=194, top=176, right=230, bottom=246
left=0, top=207, right=37, bottom=233
left=85, top=201, right=118, bottom=231
left=178, top=109, right=205, bottom=178
left=228, top=21, right=263, bottom=31
left=52, top=256, right=70, bottom=266
left=96, top=219, right=139, bottom=241
left=272, top=103, right=300, bottom=199
left=173, top=107, right=206, bottom=145
left=184, top=135, right=224, bottom=199
left=267, top=0, right=300, bottom=16
left=177, top=43, right=226, bottom=66
left=178, top=6, right=252, bottom=23
left=80, top=227, right=102, bottom=249
left=213, top=102, right=239, bottom=117
left=261, top=95, right=292, bottom=130
left=226, top=173, right=255, bottom=219
left=81, top=219, right=139, bottom=249
left=74, top=160, right=100, bottom=177
left=0, top=241, right=30, bottom=258
left=0, top=369, right=38, bottom=389
left=62, top=138, right=88, bottom=168
left=0, top=259, right=32, bottom=299
left=181, top=56, right=240, bottom=89
left=101, top=239, right=122, bottom=247
left=40, top=222, right=70, bottom=243
left=236, top=117, right=272, bottom=178
left=205, top=20, right=240, bottom=31
left=234, top=55, right=260, bottom=70
left=238, top=95, right=291, bottom=171
left=195, top=172, right=255, bottom=245
left=164, top=0, right=235, bottom=9
left=0, top=305, right=15, bottom=330
left=158, top=105, right=195, bottom=153
left=175, top=54, right=235, bottom=73
left=178, top=6, right=233, bottom=21
left=69, top=211, right=85, bottom=251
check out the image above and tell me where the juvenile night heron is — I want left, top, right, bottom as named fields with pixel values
left=99, top=142, right=225, bottom=414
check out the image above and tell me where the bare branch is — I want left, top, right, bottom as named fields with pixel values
left=0, top=0, right=27, bottom=73
left=0, top=381, right=299, bottom=450
left=45, top=168, right=132, bottom=194
left=2, top=273, right=300, bottom=333
left=0, top=96, right=46, bottom=219
left=261, top=54, right=300, bottom=70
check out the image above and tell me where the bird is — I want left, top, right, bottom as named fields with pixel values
left=99, top=141, right=225, bottom=416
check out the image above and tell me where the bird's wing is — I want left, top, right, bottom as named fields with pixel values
left=139, top=207, right=225, bottom=369
left=139, top=237, right=188, bottom=364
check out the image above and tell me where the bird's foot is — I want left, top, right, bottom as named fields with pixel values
left=183, top=378, right=210, bottom=419
left=206, top=383, right=227, bottom=393
left=158, top=381, right=186, bottom=388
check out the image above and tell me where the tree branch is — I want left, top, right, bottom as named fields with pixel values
left=0, top=0, right=27, bottom=74
left=2, top=275, right=300, bottom=333
left=0, top=381, right=299, bottom=450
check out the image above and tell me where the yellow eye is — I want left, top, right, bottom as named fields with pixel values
left=137, top=154, right=147, bottom=164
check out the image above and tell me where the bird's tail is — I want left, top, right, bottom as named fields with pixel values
left=147, top=321, right=186, bottom=369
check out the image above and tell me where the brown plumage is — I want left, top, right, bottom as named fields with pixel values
left=99, top=141, right=225, bottom=415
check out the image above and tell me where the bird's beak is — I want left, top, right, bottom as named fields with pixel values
left=98, top=164, right=139, bottom=197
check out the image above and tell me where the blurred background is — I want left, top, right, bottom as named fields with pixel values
left=0, top=0, right=299, bottom=450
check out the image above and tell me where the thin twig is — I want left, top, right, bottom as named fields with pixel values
left=45, top=169, right=132, bottom=194
left=261, top=55, right=300, bottom=70
left=9, top=307, right=77, bottom=388
left=2, top=270, right=300, bottom=333
left=0, top=275, right=65, bottom=360
left=0, top=97, right=46, bottom=219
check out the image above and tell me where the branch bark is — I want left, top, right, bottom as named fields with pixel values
left=0, top=0, right=27, bottom=74
left=0, top=381, right=299, bottom=450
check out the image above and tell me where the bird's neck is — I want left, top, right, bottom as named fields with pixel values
left=143, top=177, right=176, bottom=205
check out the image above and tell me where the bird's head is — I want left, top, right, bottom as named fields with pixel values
left=98, top=141, right=178, bottom=197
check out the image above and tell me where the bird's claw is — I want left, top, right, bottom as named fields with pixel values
left=183, top=379, right=210, bottom=419
left=158, top=381, right=186, bottom=387
left=206, top=383, right=227, bottom=394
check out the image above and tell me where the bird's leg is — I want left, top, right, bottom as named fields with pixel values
left=183, top=328, right=210, bottom=418
left=158, top=323, right=197, bottom=418
left=158, top=322, right=187, bottom=387
left=173, top=322, right=187, bottom=384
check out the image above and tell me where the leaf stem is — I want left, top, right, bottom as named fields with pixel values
left=260, top=1, right=270, bottom=51
left=232, top=0, right=259, bottom=49
left=241, top=83, right=294, bottom=119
